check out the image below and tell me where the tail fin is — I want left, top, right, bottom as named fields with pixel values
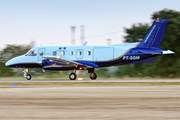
left=137, top=19, right=167, bottom=48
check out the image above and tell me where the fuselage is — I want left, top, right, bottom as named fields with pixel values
left=5, top=42, right=162, bottom=70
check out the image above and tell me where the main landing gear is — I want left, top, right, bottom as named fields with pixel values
left=69, top=70, right=77, bottom=80
left=89, top=72, right=97, bottom=80
left=88, top=68, right=97, bottom=80
left=69, top=68, right=97, bottom=80
left=69, top=73, right=77, bottom=80
left=23, top=69, right=31, bottom=80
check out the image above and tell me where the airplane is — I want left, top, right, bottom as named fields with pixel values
left=5, top=18, right=174, bottom=80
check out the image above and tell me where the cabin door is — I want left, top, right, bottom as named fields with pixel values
left=38, top=48, right=46, bottom=61
left=93, top=47, right=114, bottom=61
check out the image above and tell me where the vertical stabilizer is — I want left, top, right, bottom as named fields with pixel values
left=137, top=19, right=167, bottom=48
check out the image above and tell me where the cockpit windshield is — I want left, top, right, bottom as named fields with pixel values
left=25, top=50, right=37, bottom=56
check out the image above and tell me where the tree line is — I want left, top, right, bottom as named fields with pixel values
left=115, top=9, right=180, bottom=78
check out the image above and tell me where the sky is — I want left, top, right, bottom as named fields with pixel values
left=0, top=0, right=180, bottom=49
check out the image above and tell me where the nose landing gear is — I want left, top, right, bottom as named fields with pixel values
left=26, top=74, right=31, bottom=80
left=23, top=69, right=31, bottom=80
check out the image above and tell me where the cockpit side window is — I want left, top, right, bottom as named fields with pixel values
left=25, top=50, right=31, bottom=56
left=26, top=50, right=37, bottom=56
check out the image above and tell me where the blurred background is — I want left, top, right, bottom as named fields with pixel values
left=0, top=0, right=180, bottom=79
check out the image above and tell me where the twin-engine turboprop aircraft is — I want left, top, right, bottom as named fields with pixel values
left=5, top=18, right=174, bottom=80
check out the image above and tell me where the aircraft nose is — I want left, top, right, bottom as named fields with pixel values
left=5, top=59, right=13, bottom=67
left=5, top=55, right=26, bottom=67
left=5, top=56, right=22, bottom=67
left=5, top=61, right=8, bottom=66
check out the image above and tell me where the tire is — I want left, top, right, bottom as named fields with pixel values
left=90, top=73, right=97, bottom=80
left=26, top=74, right=31, bottom=80
left=69, top=73, right=77, bottom=80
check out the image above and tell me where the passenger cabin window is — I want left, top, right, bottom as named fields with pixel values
left=69, top=51, right=73, bottom=56
left=87, top=51, right=91, bottom=55
left=61, top=51, right=65, bottom=56
left=77, top=51, right=82, bottom=56
left=52, top=51, right=57, bottom=56
left=26, top=50, right=37, bottom=56
left=39, top=52, right=43, bottom=56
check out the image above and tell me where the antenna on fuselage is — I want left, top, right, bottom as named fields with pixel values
left=83, top=41, right=88, bottom=46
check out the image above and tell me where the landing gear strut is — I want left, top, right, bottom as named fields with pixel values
left=23, top=69, right=31, bottom=80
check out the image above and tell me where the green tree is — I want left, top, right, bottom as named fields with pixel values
left=124, top=23, right=150, bottom=43
left=116, top=9, right=180, bottom=78
left=151, top=9, right=180, bottom=76
left=0, top=44, right=32, bottom=77
left=0, top=62, right=15, bottom=77
left=0, top=44, right=32, bottom=62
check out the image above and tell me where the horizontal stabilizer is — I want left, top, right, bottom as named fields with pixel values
left=163, top=50, right=175, bottom=54
left=138, top=50, right=162, bottom=55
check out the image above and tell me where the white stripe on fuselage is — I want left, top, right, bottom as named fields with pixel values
left=144, top=25, right=156, bottom=43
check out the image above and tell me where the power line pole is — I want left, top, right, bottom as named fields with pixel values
left=71, top=26, right=76, bottom=45
left=80, top=25, right=85, bottom=45
left=107, top=38, right=111, bottom=45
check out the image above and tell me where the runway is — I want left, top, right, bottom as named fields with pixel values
left=0, top=86, right=180, bottom=120
left=0, top=79, right=180, bottom=82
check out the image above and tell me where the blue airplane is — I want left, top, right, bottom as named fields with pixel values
left=5, top=18, right=174, bottom=80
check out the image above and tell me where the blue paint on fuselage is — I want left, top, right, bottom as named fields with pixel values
left=7, top=63, right=42, bottom=68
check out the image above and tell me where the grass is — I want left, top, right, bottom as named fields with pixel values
left=1, top=82, right=180, bottom=86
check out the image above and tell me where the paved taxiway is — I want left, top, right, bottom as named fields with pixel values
left=0, top=79, right=180, bottom=82
left=0, top=86, right=180, bottom=120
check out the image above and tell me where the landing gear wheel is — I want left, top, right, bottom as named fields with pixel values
left=26, top=74, right=31, bottom=80
left=90, top=73, right=97, bottom=80
left=69, top=73, right=77, bottom=80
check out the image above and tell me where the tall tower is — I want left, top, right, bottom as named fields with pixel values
left=80, top=25, right=85, bottom=45
left=71, top=26, right=76, bottom=45
left=107, top=39, right=111, bottom=45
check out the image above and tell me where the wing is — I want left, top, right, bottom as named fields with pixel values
left=44, top=56, right=83, bottom=67
left=43, top=56, right=98, bottom=68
